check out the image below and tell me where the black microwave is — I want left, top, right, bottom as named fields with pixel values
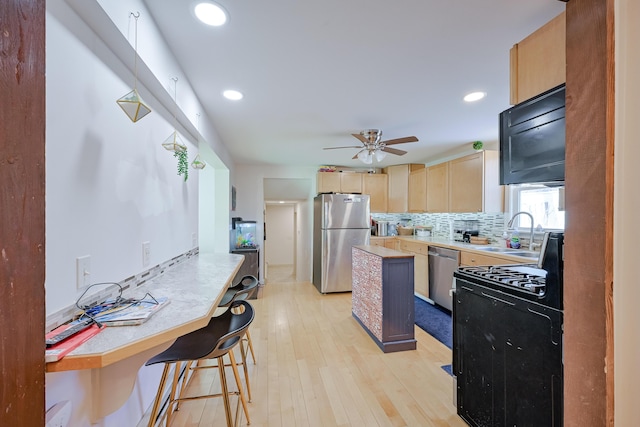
left=499, top=84, right=566, bottom=185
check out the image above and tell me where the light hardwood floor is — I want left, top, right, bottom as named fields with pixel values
left=167, top=275, right=466, bottom=427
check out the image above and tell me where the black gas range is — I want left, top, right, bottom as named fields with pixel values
left=452, top=232, right=564, bottom=427
left=455, top=231, right=563, bottom=311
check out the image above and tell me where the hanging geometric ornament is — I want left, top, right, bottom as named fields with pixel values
left=162, top=77, right=187, bottom=152
left=191, top=154, right=206, bottom=169
left=116, top=12, right=151, bottom=122
left=162, top=130, right=187, bottom=153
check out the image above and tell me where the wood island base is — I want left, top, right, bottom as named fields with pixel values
left=351, top=245, right=416, bottom=353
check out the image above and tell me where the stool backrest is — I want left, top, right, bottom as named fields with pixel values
left=219, top=275, right=258, bottom=307
left=206, top=300, right=254, bottom=359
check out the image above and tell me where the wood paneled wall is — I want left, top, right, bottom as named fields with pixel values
left=564, top=0, right=615, bottom=425
left=0, top=1, right=46, bottom=425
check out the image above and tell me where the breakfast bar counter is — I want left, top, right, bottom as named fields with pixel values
left=45, top=252, right=244, bottom=421
left=352, top=245, right=416, bottom=353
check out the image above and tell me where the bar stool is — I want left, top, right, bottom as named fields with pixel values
left=218, top=275, right=258, bottom=365
left=145, top=300, right=254, bottom=427
left=178, top=274, right=259, bottom=409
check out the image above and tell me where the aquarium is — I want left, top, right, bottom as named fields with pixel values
left=233, top=221, right=257, bottom=249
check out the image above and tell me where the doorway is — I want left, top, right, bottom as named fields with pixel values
left=264, top=203, right=296, bottom=283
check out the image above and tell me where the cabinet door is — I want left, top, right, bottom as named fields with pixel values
left=340, top=173, right=363, bottom=194
left=384, top=238, right=399, bottom=251
left=460, top=252, right=515, bottom=267
left=408, top=167, right=427, bottom=212
left=426, top=163, right=449, bottom=212
left=370, top=237, right=386, bottom=247
left=413, top=253, right=429, bottom=299
left=362, top=173, right=388, bottom=212
left=317, top=172, right=341, bottom=193
left=449, top=153, right=483, bottom=213
left=386, top=165, right=410, bottom=213
left=510, top=11, right=566, bottom=104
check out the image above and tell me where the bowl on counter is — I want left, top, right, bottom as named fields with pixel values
left=397, top=226, right=414, bottom=236
left=415, top=226, right=432, bottom=237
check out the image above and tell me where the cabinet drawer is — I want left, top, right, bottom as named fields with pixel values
left=370, top=237, right=386, bottom=247
left=460, top=252, right=515, bottom=267
left=399, top=240, right=429, bottom=255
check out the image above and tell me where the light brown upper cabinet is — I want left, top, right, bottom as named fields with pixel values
left=362, top=173, right=388, bottom=213
left=384, top=164, right=424, bottom=213
left=408, top=167, right=427, bottom=212
left=448, top=151, right=503, bottom=213
left=426, top=162, right=449, bottom=213
left=510, top=11, right=566, bottom=105
left=316, top=171, right=362, bottom=194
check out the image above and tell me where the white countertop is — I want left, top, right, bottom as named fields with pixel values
left=383, top=235, right=540, bottom=263
left=46, top=252, right=244, bottom=372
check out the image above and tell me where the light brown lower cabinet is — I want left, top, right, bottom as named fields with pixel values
left=460, top=251, right=520, bottom=267
left=384, top=238, right=399, bottom=251
left=398, top=240, right=429, bottom=299
left=413, top=253, right=429, bottom=299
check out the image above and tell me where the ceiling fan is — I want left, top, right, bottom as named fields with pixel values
left=323, top=129, right=418, bottom=164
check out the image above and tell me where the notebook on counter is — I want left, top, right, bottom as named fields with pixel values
left=94, top=296, right=170, bottom=326
left=45, top=323, right=104, bottom=363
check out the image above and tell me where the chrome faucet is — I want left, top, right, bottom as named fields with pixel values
left=507, top=211, right=535, bottom=250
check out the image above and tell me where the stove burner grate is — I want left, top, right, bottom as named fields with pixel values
left=458, top=265, right=547, bottom=296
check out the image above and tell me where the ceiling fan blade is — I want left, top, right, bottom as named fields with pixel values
left=351, top=133, right=368, bottom=144
left=382, top=136, right=418, bottom=146
left=352, top=148, right=366, bottom=160
left=323, top=145, right=363, bottom=150
left=382, top=147, right=407, bottom=156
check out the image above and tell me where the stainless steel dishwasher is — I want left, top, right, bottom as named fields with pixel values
left=428, top=246, right=460, bottom=311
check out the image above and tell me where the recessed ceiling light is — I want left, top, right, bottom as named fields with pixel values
left=194, top=2, right=227, bottom=26
left=223, top=90, right=243, bottom=100
left=464, top=92, right=486, bottom=102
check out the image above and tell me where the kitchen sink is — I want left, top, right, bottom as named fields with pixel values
left=474, top=247, right=539, bottom=258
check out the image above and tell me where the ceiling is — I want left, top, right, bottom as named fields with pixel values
left=143, top=0, right=565, bottom=169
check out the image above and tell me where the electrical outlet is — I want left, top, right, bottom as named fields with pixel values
left=45, top=400, right=71, bottom=427
left=142, top=241, right=151, bottom=267
left=76, top=256, right=91, bottom=289
left=192, top=232, right=197, bottom=247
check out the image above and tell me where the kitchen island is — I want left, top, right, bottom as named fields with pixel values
left=351, top=245, right=416, bottom=353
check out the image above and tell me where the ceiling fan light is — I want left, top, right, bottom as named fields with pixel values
left=375, top=150, right=387, bottom=162
left=357, top=150, right=373, bottom=164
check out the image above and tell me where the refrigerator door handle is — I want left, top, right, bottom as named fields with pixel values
left=323, top=202, right=329, bottom=229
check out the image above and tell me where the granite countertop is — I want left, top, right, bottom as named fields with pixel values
left=46, top=252, right=244, bottom=372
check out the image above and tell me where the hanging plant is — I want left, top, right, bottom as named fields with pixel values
left=174, top=148, right=189, bottom=181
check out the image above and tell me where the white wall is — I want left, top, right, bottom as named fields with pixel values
left=45, top=1, right=234, bottom=425
left=614, top=0, right=639, bottom=423
left=234, top=165, right=317, bottom=283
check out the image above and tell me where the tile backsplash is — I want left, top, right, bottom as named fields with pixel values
left=372, top=212, right=506, bottom=241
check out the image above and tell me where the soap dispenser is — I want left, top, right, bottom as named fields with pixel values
left=510, top=231, right=521, bottom=249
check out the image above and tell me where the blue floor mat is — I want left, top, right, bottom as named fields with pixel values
left=414, top=296, right=452, bottom=349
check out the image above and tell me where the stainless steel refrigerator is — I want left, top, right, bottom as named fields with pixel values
left=313, top=193, right=370, bottom=293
